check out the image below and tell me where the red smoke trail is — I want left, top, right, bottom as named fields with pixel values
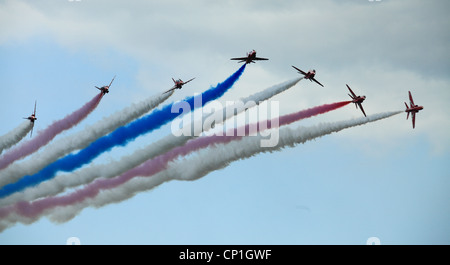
left=0, top=93, right=103, bottom=170
left=259, top=100, right=351, bottom=133
left=0, top=101, right=350, bottom=220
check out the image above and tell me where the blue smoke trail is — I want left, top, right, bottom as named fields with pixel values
left=0, top=64, right=246, bottom=198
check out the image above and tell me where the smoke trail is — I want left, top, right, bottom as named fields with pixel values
left=0, top=93, right=103, bottom=171
left=0, top=90, right=174, bottom=187
left=0, top=77, right=302, bottom=206
left=0, top=65, right=246, bottom=198
left=0, top=110, right=399, bottom=230
left=0, top=121, right=33, bottom=155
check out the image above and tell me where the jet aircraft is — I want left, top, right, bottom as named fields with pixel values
left=347, top=84, right=366, bottom=117
left=291, top=65, right=324, bottom=87
left=23, top=100, right=37, bottom=137
left=230, top=50, right=268, bottom=64
left=96, top=76, right=116, bottom=95
left=163, top=77, right=195, bottom=94
left=404, top=91, right=423, bottom=129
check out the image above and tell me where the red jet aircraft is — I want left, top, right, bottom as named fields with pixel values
left=404, top=91, right=423, bottom=129
left=230, top=50, right=268, bottom=64
left=291, top=66, right=324, bottom=87
left=23, top=100, right=37, bottom=137
left=347, top=84, right=366, bottom=117
left=164, top=77, right=195, bottom=94
left=95, top=75, right=116, bottom=95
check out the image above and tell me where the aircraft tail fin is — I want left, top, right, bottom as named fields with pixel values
left=405, top=102, right=410, bottom=120
left=405, top=102, right=409, bottom=119
left=404, top=102, right=410, bottom=112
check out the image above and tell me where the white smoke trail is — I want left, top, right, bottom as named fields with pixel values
left=0, top=111, right=401, bottom=230
left=0, top=78, right=301, bottom=206
left=0, top=121, right=33, bottom=155
left=0, top=91, right=173, bottom=187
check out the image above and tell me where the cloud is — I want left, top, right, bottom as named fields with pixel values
left=3, top=0, right=449, bottom=74
left=0, top=1, right=49, bottom=43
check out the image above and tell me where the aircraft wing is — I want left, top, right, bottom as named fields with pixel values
left=358, top=103, right=367, bottom=117
left=312, top=78, right=324, bottom=87
left=412, top=112, right=416, bottom=129
left=163, top=86, right=176, bottom=94
left=408, top=91, right=415, bottom=106
left=109, top=75, right=116, bottom=88
left=405, top=102, right=410, bottom=120
left=347, top=85, right=357, bottom=98
left=230, top=57, right=248, bottom=61
left=33, top=100, right=37, bottom=116
left=253, top=57, right=269, bottom=61
left=291, top=65, right=307, bottom=75
left=184, top=77, right=195, bottom=84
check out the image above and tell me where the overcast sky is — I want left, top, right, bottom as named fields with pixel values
left=0, top=0, right=449, bottom=244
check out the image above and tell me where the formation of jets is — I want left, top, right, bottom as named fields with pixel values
left=229, top=50, right=423, bottom=127
left=20, top=49, right=423, bottom=139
